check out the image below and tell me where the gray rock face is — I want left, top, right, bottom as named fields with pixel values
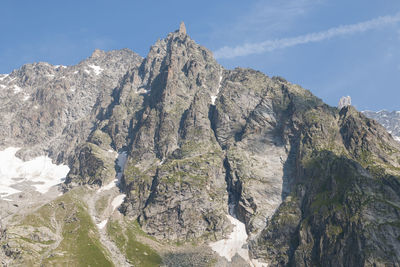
left=338, top=95, right=351, bottom=109
left=2, top=24, right=400, bottom=266
left=363, top=110, right=400, bottom=141
left=0, top=48, right=142, bottom=163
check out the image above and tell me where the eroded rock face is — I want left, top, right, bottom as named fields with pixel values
left=338, top=95, right=351, bottom=109
left=2, top=24, right=400, bottom=266
left=363, top=110, right=400, bottom=141
left=120, top=29, right=230, bottom=241
left=65, top=26, right=400, bottom=265
left=0, top=49, right=142, bottom=164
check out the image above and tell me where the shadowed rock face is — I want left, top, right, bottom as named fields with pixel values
left=2, top=25, right=400, bottom=266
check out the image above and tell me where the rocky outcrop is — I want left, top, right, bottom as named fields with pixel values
left=249, top=103, right=400, bottom=266
left=338, top=95, right=351, bottom=109
left=363, top=110, right=400, bottom=142
left=64, top=25, right=400, bottom=265
left=120, top=28, right=230, bottom=241
left=2, top=24, right=400, bottom=266
left=0, top=48, right=142, bottom=164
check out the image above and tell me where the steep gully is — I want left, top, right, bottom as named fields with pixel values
left=207, top=72, right=266, bottom=266
left=87, top=150, right=130, bottom=266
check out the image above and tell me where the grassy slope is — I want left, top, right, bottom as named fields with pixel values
left=6, top=189, right=113, bottom=266
left=106, top=217, right=161, bottom=267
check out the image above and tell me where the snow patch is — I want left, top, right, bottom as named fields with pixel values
left=210, top=215, right=249, bottom=262
left=13, top=85, right=22, bottom=94
left=87, top=64, right=104, bottom=75
left=211, top=95, right=218, bottom=105
left=0, top=185, right=20, bottom=198
left=0, top=74, right=9, bottom=81
left=137, top=88, right=149, bottom=94
left=0, top=85, right=6, bottom=89
left=210, top=214, right=268, bottom=266
left=96, top=219, right=108, bottom=229
left=394, top=136, right=400, bottom=143
left=23, top=94, right=30, bottom=101
left=111, top=194, right=126, bottom=212
left=211, top=74, right=223, bottom=105
left=0, top=147, right=70, bottom=198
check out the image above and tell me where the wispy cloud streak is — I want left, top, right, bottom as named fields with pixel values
left=214, top=13, right=400, bottom=59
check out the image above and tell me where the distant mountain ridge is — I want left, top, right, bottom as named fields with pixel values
left=363, top=110, right=400, bottom=142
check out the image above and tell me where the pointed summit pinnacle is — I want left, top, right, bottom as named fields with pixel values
left=338, top=96, right=352, bottom=109
left=179, top=21, right=186, bottom=35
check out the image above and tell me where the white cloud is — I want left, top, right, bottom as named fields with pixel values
left=214, top=13, right=400, bottom=59
left=234, top=0, right=318, bottom=35
left=206, top=0, right=323, bottom=46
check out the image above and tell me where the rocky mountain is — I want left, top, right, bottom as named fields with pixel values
left=363, top=110, right=400, bottom=142
left=0, top=48, right=142, bottom=163
left=1, top=23, right=400, bottom=266
left=338, top=96, right=351, bottom=109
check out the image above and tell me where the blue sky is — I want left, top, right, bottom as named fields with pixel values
left=1, top=0, right=400, bottom=111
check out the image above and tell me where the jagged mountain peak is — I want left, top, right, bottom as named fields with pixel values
left=363, top=109, right=400, bottom=142
left=338, top=95, right=351, bottom=109
left=1, top=25, right=400, bottom=266
left=90, top=48, right=106, bottom=58
left=179, top=21, right=186, bottom=35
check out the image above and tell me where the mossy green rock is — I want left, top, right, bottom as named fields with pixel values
left=8, top=24, right=399, bottom=266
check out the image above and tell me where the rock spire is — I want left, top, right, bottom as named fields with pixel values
left=179, top=21, right=186, bottom=35
left=338, top=95, right=351, bottom=109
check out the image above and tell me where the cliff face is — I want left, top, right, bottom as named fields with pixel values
left=0, top=48, right=142, bottom=163
left=363, top=110, right=400, bottom=142
left=250, top=105, right=400, bottom=266
left=1, top=24, right=400, bottom=266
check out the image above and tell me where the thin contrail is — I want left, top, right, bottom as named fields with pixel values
left=214, top=13, right=400, bottom=59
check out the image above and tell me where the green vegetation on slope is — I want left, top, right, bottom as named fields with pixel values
left=107, top=218, right=161, bottom=266
left=9, top=189, right=113, bottom=266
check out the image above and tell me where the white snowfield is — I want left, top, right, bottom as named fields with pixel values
left=87, top=64, right=104, bottom=75
left=13, top=85, right=22, bottom=94
left=211, top=74, right=223, bottom=105
left=0, top=147, right=70, bottom=199
left=209, top=214, right=268, bottom=267
left=111, top=194, right=126, bottom=212
left=395, top=136, right=400, bottom=142
left=0, top=74, right=9, bottom=81
left=210, top=215, right=250, bottom=262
